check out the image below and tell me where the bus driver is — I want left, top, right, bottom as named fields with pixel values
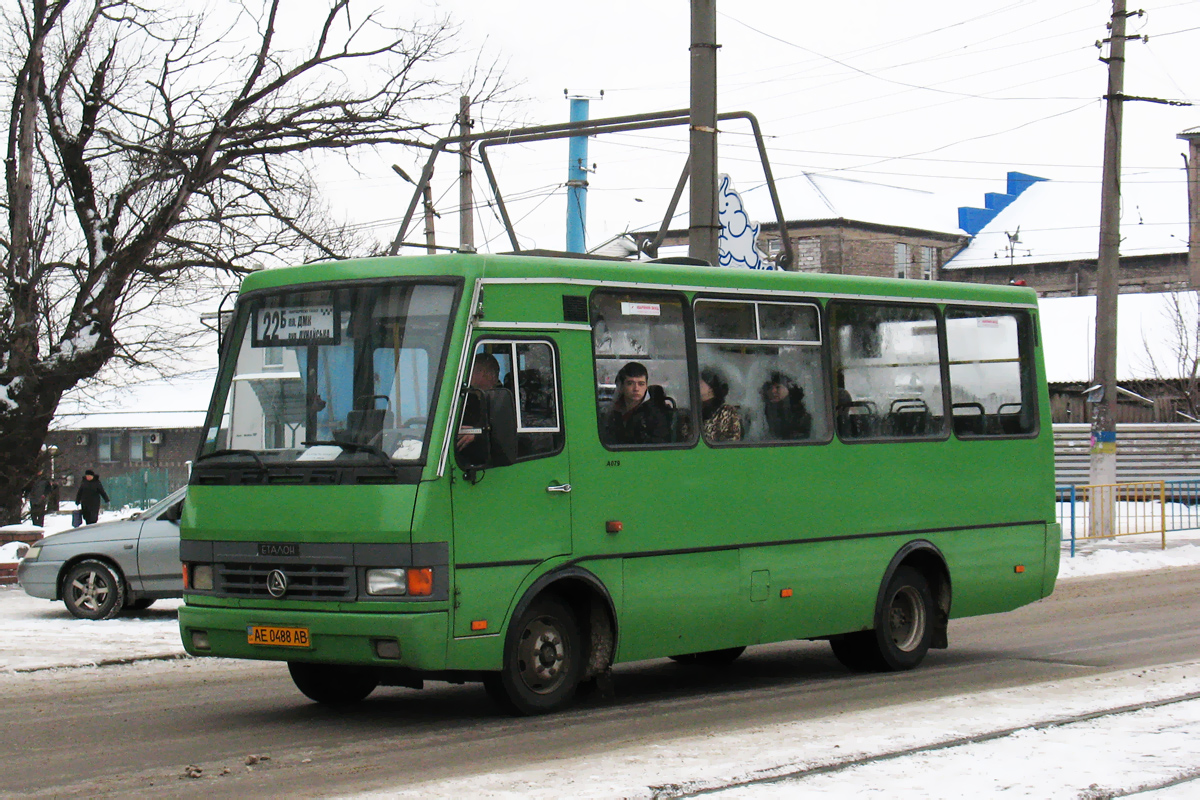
left=602, top=362, right=672, bottom=445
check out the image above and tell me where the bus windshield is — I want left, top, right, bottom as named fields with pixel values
left=200, top=281, right=457, bottom=466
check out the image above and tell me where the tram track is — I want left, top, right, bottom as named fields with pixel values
left=656, top=688, right=1200, bottom=798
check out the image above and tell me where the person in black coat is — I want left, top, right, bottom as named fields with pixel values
left=74, top=470, right=110, bottom=526
left=602, top=362, right=673, bottom=445
left=24, top=470, right=52, bottom=527
left=761, top=371, right=813, bottom=440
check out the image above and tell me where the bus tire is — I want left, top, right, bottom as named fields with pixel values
left=287, top=662, right=379, bottom=705
left=669, top=647, right=746, bottom=666
left=485, top=595, right=583, bottom=716
left=830, top=566, right=934, bottom=672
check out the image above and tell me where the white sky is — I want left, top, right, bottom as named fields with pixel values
left=302, top=0, right=1200, bottom=256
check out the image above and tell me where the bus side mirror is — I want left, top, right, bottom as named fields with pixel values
left=456, top=387, right=518, bottom=478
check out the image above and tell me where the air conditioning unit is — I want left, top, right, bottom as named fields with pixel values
left=74, top=433, right=89, bottom=446
left=147, top=432, right=162, bottom=444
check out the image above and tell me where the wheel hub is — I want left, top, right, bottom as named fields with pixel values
left=517, top=618, right=567, bottom=694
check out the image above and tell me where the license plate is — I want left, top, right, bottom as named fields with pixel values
left=247, top=625, right=311, bottom=648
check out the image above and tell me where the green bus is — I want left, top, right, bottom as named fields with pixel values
left=178, top=253, right=1059, bottom=714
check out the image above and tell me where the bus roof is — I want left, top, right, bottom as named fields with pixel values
left=239, top=253, right=1039, bottom=308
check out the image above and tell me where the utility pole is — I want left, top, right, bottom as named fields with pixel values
left=689, top=0, right=719, bottom=266
left=458, top=95, right=475, bottom=253
left=565, top=92, right=596, bottom=253
left=1090, top=0, right=1131, bottom=511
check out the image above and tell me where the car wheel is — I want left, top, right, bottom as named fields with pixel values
left=62, top=560, right=126, bottom=620
left=485, top=595, right=583, bottom=715
left=125, top=598, right=155, bottom=611
left=287, top=662, right=379, bottom=704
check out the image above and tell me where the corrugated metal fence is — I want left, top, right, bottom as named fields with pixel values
left=1053, top=423, right=1200, bottom=485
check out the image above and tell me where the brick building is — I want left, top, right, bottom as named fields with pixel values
left=46, top=372, right=213, bottom=496
left=636, top=172, right=968, bottom=279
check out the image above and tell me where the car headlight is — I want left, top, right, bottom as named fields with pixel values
left=21, top=546, right=39, bottom=562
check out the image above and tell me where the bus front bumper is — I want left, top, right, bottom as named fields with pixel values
left=178, top=602, right=449, bottom=670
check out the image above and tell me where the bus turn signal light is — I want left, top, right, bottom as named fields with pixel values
left=407, top=568, right=434, bottom=596
left=471, top=620, right=488, bottom=631
left=606, top=520, right=623, bottom=534
left=1014, top=565, right=1026, bottom=573
left=780, top=588, right=793, bottom=598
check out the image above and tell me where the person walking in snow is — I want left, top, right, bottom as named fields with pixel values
left=74, top=469, right=109, bottom=526
left=24, top=470, right=52, bottom=527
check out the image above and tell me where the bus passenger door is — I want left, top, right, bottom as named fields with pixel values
left=450, top=338, right=571, bottom=638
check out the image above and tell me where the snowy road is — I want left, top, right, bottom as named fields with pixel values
left=2, top=550, right=1200, bottom=798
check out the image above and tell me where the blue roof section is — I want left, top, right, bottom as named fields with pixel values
left=958, top=171, right=1047, bottom=235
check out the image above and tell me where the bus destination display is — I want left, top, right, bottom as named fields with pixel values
left=253, top=305, right=339, bottom=346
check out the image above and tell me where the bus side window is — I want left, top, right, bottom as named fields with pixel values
left=693, top=297, right=829, bottom=445
left=590, top=291, right=695, bottom=448
left=945, top=308, right=1037, bottom=437
left=830, top=301, right=946, bottom=441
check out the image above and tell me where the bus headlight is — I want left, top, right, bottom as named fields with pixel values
left=187, top=564, right=214, bottom=591
left=366, top=568, right=434, bottom=597
left=367, top=568, right=408, bottom=596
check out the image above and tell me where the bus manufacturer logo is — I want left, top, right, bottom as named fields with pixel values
left=266, top=569, right=289, bottom=598
left=258, top=543, right=300, bottom=557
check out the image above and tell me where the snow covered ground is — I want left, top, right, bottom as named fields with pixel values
left=3, top=517, right=1200, bottom=797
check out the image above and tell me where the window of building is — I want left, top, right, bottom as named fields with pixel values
left=693, top=298, right=829, bottom=444
left=830, top=301, right=946, bottom=441
left=128, top=433, right=158, bottom=462
left=262, top=346, right=284, bottom=368
left=894, top=243, right=911, bottom=279
left=97, top=432, right=122, bottom=463
left=945, top=308, right=1037, bottom=437
left=917, top=246, right=936, bottom=280
left=591, top=291, right=694, bottom=448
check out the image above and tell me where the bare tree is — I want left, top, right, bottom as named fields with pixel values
left=0, top=0, right=498, bottom=522
left=1140, top=291, right=1200, bottom=422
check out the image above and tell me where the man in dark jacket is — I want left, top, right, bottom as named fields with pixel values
left=602, top=362, right=673, bottom=445
left=75, top=470, right=110, bottom=526
left=24, top=470, right=52, bottom=527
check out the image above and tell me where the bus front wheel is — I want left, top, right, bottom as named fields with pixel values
left=830, top=566, right=934, bottom=672
left=287, top=662, right=379, bottom=704
left=485, top=595, right=583, bottom=715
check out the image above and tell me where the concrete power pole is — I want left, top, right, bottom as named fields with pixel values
left=1090, top=0, right=1130, bottom=510
left=689, top=0, right=719, bottom=266
left=458, top=96, right=475, bottom=253
left=565, top=94, right=593, bottom=253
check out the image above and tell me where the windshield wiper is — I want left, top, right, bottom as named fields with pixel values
left=194, top=449, right=268, bottom=471
left=302, top=440, right=397, bottom=470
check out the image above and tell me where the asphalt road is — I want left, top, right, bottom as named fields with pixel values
left=3, top=566, right=1199, bottom=798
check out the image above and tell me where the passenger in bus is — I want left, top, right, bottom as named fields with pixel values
left=761, top=371, right=812, bottom=440
left=602, top=362, right=673, bottom=445
left=698, top=367, right=742, bottom=442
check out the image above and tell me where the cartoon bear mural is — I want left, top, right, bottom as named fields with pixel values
left=717, top=173, right=774, bottom=270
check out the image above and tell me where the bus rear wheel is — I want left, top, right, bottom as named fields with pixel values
left=287, top=662, right=379, bottom=704
left=830, top=566, right=934, bottom=672
left=485, top=595, right=583, bottom=716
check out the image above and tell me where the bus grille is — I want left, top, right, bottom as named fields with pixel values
left=216, top=562, right=354, bottom=600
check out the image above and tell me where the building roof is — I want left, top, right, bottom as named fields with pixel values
left=1040, top=291, right=1197, bottom=383
left=761, top=173, right=966, bottom=237
left=53, top=370, right=216, bottom=431
left=946, top=176, right=1188, bottom=271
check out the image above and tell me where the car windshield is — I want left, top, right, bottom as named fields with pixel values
left=199, top=281, right=457, bottom=466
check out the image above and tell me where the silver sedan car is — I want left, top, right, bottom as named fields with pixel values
left=18, top=487, right=185, bottom=619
